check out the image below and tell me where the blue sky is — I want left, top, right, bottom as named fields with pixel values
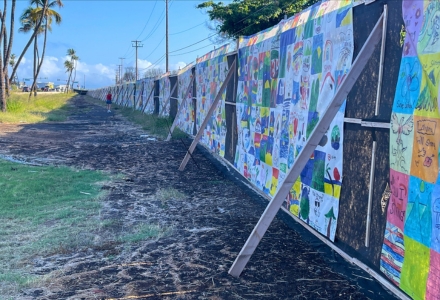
left=10, top=0, right=233, bottom=89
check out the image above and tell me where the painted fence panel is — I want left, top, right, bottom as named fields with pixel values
left=159, top=73, right=171, bottom=116
left=195, top=45, right=230, bottom=157
left=234, top=0, right=354, bottom=241
left=380, top=1, right=440, bottom=299
left=138, top=78, right=155, bottom=113
left=176, top=63, right=195, bottom=135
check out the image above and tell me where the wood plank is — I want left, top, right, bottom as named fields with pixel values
left=179, top=59, right=236, bottom=171
left=375, top=4, right=388, bottom=116
left=228, top=12, right=384, bottom=278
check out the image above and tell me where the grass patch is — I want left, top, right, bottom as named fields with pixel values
left=118, top=224, right=166, bottom=243
left=0, top=92, right=76, bottom=124
left=84, top=95, right=188, bottom=140
left=156, top=187, right=186, bottom=209
left=0, top=159, right=109, bottom=295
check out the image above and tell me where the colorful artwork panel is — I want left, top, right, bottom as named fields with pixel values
left=382, top=1, right=440, bottom=297
left=196, top=45, right=229, bottom=157
left=235, top=1, right=353, bottom=240
left=410, top=116, right=440, bottom=183
left=406, top=176, right=434, bottom=247
left=176, top=64, right=195, bottom=135
left=388, top=169, right=409, bottom=230
left=426, top=249, right=440, bottom=300
left=159, top=74, right=171, bottom=117
left=234, top=0, right=353, bottom=241
left=381, top=222, right=405, bottom=286
left=400, top=237, right=430, bottom=300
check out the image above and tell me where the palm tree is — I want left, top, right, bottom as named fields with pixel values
left=2, top=0, right=17, bottom=98
left=64, top=60, right=73, bottom=93
left=29, top=0, right=63, bottom=97
left=9, top=54, right=18, bottom=85
left=11, top=0, right=62, bottom=97
left=9, top=1, right=48, bottom=90
left=67, top=48, right=79, bottom=90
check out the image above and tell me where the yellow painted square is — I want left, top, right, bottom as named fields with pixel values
left=400, top=236, right=430, bottom=300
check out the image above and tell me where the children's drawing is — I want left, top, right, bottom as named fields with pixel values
left=234, top=0, right=352, bottom=241
left=381, top=1, right=440, bottom=298
left=196, top=44, right=229, bottom=157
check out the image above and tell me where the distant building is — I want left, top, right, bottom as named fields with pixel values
left=55, top=84, right=67, bottom=92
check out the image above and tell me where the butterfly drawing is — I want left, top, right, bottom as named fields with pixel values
left=391, top=113, right=414, bottom=145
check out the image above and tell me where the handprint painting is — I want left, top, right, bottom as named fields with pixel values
left=380, top=1, right=440, bottom=299
left=234, top=0, right=353, bottom=241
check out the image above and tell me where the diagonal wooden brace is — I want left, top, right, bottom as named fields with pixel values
left=166, top=76, right=195, bottom=141
left=228, top=12, right=385, bottom=278
left=178, top=59, right=236, bottom=171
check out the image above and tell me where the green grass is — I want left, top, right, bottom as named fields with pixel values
left=155, top=187, right=186, bottom=208
left=0, top=92, right=76, bottom=124
left=118, top=224, right=166, bottom=243
left=0, top=159, right=109, bottom=295
left=84, top=96, right=188, bottom=140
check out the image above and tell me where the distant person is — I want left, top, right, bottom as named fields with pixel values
left=106, top=91, right=112, bottom=113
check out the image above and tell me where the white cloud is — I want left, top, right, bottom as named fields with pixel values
left=15, top=54, right=116, bottom=88
left=137, top=59, right=152, bottom=70
left=40, top=56, right=61, bottom=78
left=173, top=61, right=187, bottom=71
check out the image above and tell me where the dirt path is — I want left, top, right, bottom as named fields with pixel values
left=0, top=95, right=397, bottom=300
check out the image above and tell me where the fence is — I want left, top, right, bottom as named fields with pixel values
left=88, top=1, right=440, bottom=299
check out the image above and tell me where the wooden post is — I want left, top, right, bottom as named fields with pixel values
left=166, top=76, right=195, bottom=141
left=228, top=12, right=385, bottom=278
left=179, top=59, right=236, bottom=171
left=159, top=80, right=178, bottom=116
left=375, top=4, right=387, bottom=116
left=365, top=140, right=377, bottom=247
left=141, top=87, right=155, bottom=114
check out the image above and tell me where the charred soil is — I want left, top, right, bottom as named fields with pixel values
left=0, top=95, right=397, bottom=300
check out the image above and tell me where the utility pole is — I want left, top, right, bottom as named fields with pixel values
left=132, top=40, right=143, bottom=81
left=117, top=65, right=122, bottom=84
left=119, top=57, right=125, bottom=83
left=166, top=0, right=169, bottom=72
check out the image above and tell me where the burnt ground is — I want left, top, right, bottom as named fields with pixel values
left=0, top=95, right=398, bottom=300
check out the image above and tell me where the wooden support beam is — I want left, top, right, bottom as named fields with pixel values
left=375, top=4, right=388, bottom=116
left=159, top=81, right=178, bottom=116
left=365, top=141, right=377, bottom=247
left=178, top=59, right=236, bottom=171
left=166, top=76, right=195, bottom=141
left=228, top=12, right=384, bottom=278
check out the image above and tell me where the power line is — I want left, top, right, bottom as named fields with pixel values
left=169, top=43, right=215, bottom=56
left=136, top=0, right=158, bottom=40
left=140, top=7, right=165, bottom=42
left=138, top=55, right=166, bottom=73
left=169, top=21, right=205, bottom=35
left=143, top=36, right=165, bottom=60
